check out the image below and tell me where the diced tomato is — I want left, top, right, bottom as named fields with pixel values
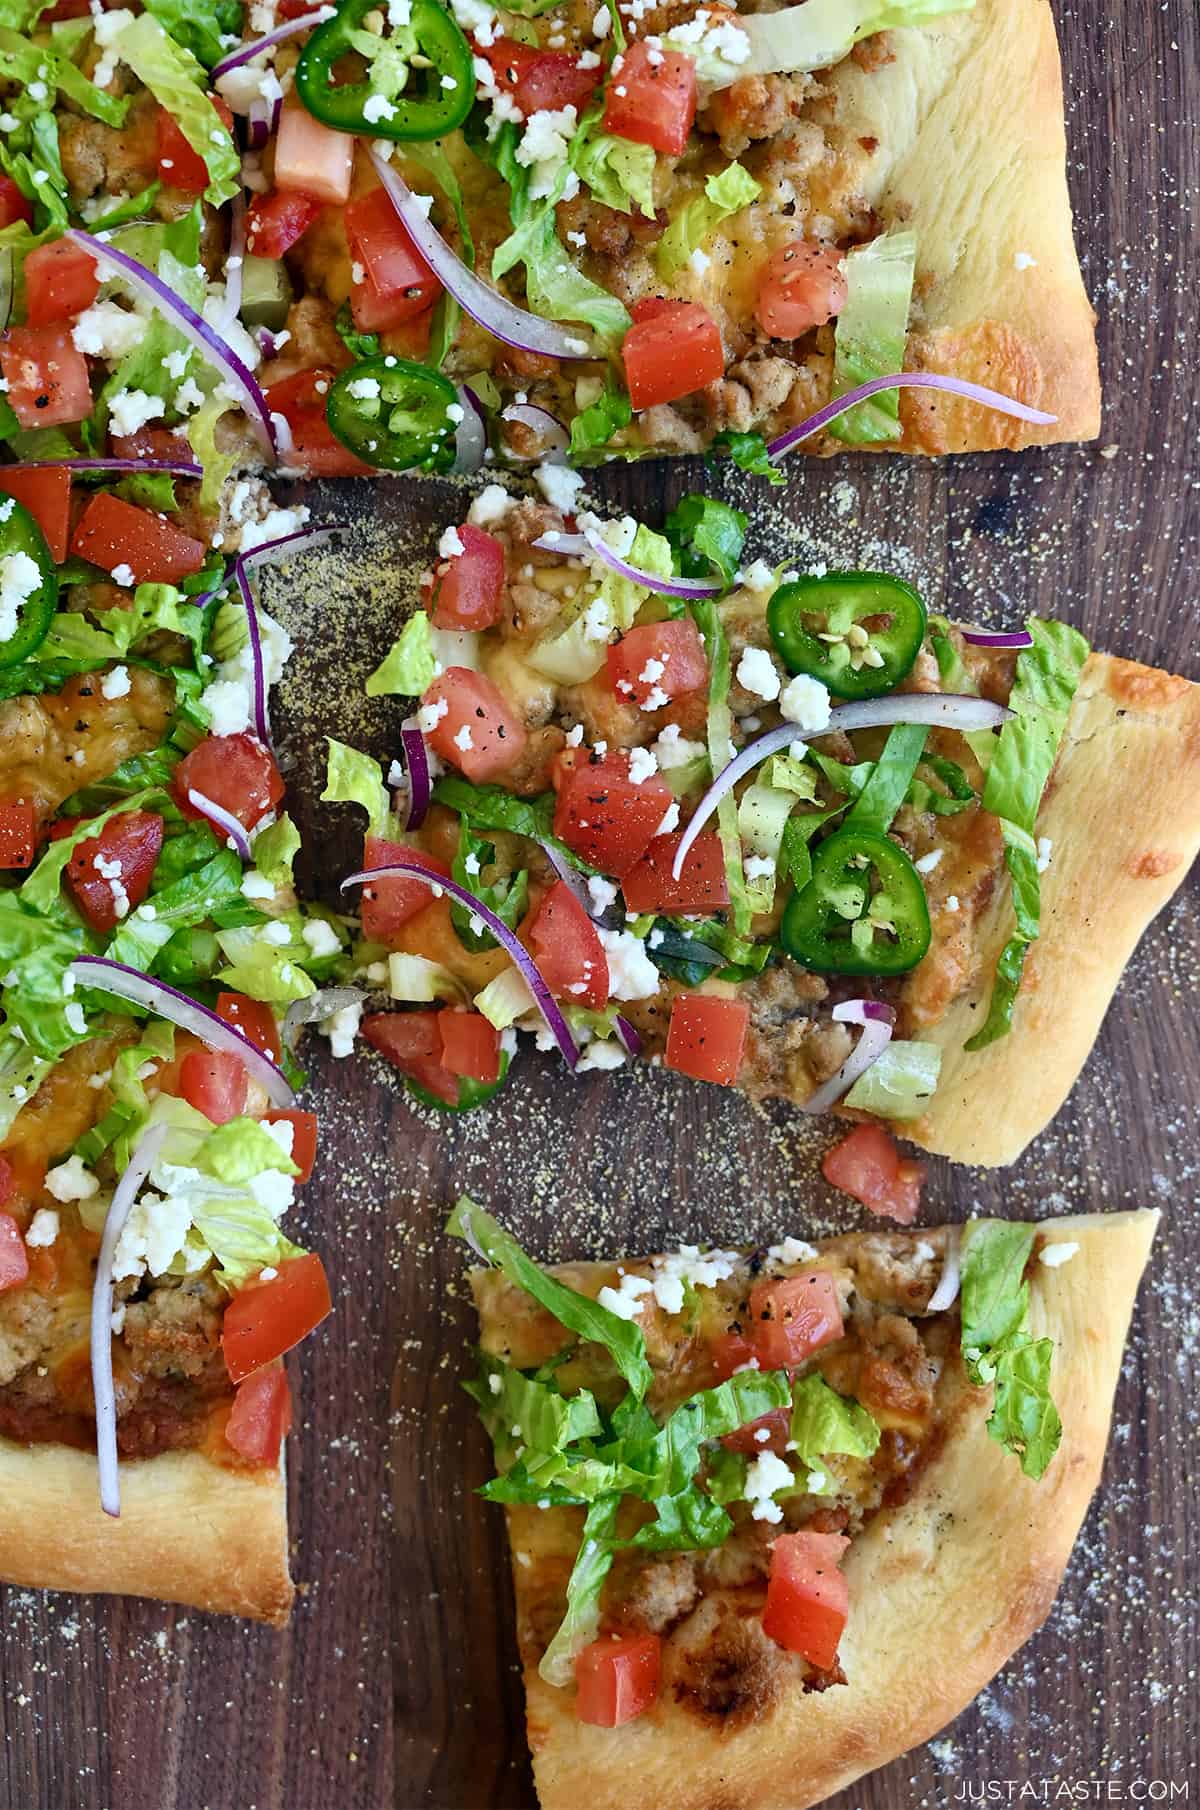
left=746, top=1272, right=843, bottom=1370
left=0, top=1212, right=28, bottom=1293
left=345, top=186, right=442, bottom=332
left=359, top=835, right=452, bottom=943
left=527, top=879, right=609, bottom=1010
left=621, top=831, right=728, bottom=915
left=0, top=176, right=32, bottom=230
left=622, top=300, right=724, bottom=411
left=173, top=733, right=285, bottom=833
left=361, top=1009, right=460, bottom=1105
left=604, top=40, right=696, bottom=155
left=756, top=241, right=849, bottom=340
left=265, top=368, right=374, bottom=478
left=0, top=465, right=71, bottom=562
left=437, top=1008, right=502, bottom=1084
left=108, top=426, right=188, bottom=464
left=71, top=492, right=206, bottom=585
left=0, top=801, right=37, bottom=869
left=222, top=1253, right=333, bottom=1384
left=720, top=1406, right=792, bottom=1456
left=629, top=297, right=678, bottom=325
left=276, top=0, right=315, bottom=14
left=156, top=98, right=235, bottom=195
left=23, top=239, right=100, bottom=327
left=421, top=523, right=505, bottom=632
left=179, top=1049, right=249, bottom=1126
left=481, top=37, right=602, bottom=114
left=574, top=1633, right=661, bottom=1727
left=64, top=809, right=164, bottom=933
left=822, top=1124, right=926, bottom=1225
left=664, top=993, right=749, bottom=1087
left=552, top=749, right=673, bottom=878
left=709, top=1327, right=756, bottom=1382
left=274, top=106, right=354, bottom=205
left=422, top=667, right=528, bottom=783
left=0, top=1157, right=13, bottom=1209
left=263, top=1109, right=319, bottom=1183
left=761, top=1531, right=850, bottom=1670
left=225, top=1363, right=293, bottom=1465
left=0, top=326, right=93, bottom=429
left=245, top=189, right=323, bottom=260
left=215, top=991, right=282, bottom=1063
left=607, top=619, right=708, bottom=709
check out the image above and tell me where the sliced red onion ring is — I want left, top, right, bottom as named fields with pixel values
left=956, top=627, right=1035, bottom=649
left=255, top=325, right=280, bottom=359
left=802, top=999, right=895, bottom=1116
left=501, top=403, right=569, bottom=463
left=282, top=985, right=367, bottom=1053
left=69, top=957, right=295, bottom=1107
left=615, top=1014, right=643, bottom=1056
left=368, top=147, right=596, bottom=362
left=234, top=562, right=272, bottom=747
left=452, top=384, right=487, bottom=475
left=66, top=228, right=276, bottom=460
left=187, top=787, right=252, bottom=861
left=92, top=1120, right=169, bottom=1517
left=927, top=1227, right=962, bottom=1313
left=14, top=457, right=202, bottom=477
left=211, top=9, right=333, bottom=77
left=219, top=191, right=247, bottom=330
left=767, top=374, right=1057, bottom=460
left=245, top=93, right=282, bottom=148
left=399, top=721, right=431, bottom=831
left=532, top=527, right=722, bottom=598
left=671, top=694, right=1012, bottom=880
left=239, top=524, right=339, bottom=572
left=341, top=859, right=579, bottom=1067
left=537, top=838, right=595, bottom=916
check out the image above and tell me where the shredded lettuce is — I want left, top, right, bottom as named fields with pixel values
left=727, top=0, right=973, bottom=84
left=845, top=722, right=928, bottom=832
left=141, top=0, right=244, bottom=70
left=737, top=781, right=796, bottom=914
left=187, top=394, right=239, bottom=513
left=537, top=1496, right=619, bottom=1685
left=117, top=13, right=240, bottom=206
left=568, top=371, right=632, bottom=460
left=690, top=597, right=752, bottom=934
left=828, top=230, right=917, bottom=444
left=711, top=428, right=785, bottom=486
left=959, top=1219, right=1061, bottom=1479
left=665, top=494, right=747, bottom=591
left=0, top=1028, right=53, bottom=1139
left=655, top=162, right=760, bottom=279
left=195, top=1115, right=300, bottom=1185
left=964, top=619, right=1088, bottom=1049
left=790, top=1373, right=880, bottom=1470
left=321, top=739, right=392, bottom=840
left=575, top=133, right=656, bottom=218
left=250, top=814, right=302, bottom=890
left=450, top=819, right=528, bottom=953
left=843, top=1039, right=941, bottom=1116
left=530, top=523, right=673, bottom=684
left=366, top=611, right=437, bottom=697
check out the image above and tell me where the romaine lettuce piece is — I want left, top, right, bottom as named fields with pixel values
left=828, top=230, right=917, bottom=444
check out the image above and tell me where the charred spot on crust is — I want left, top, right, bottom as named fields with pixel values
left=669, top=1598, right=784, bottom=1730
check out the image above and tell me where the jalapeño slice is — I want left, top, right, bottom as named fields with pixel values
left=326, top=355, right=459, bottom=473
left=780, top=825, right=930, bottom=977
left=767, top=571, right=927, bottom=700
left=407, top=1058, right=510, bottom=1113
left=0, top=492, right=58, bottom=669
left=295, top=0, right=475, bottom=141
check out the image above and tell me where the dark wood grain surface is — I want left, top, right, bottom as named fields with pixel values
left=3, top=1, right=1199, bottom=1805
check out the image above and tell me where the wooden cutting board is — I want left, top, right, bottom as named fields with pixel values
left=2, top=1, right=1198, bottom=1804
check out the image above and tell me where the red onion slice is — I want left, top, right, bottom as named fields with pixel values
left=399, top=721, right=431, bottom=830
left=368, top=146, right=596, bottom=362
left=671, top=694, right=1012, bottom=879
left=211, top=9, right=333, bottom=77
left=767, top=374, right=1057, bottom=460
left=239, top=524, right=340, bottom=572
left=614, top=1014, right=643, bottom=1056
left=341, top=859, right=579, bottom=1066
left=532, top=528, right=722, bottom=598
left=927, top=1226, right=962, bottom=1313
left=234, top=562, right=272, bottom=748
left=91, top=1120, right=169, bottom=1517
left=67, top=229, right=276, bottom=459
left=245, top=98, right=273, bottom=150
left=802, top=999, right=895, bottom=1116
left=452, top=384, right=488, bottom=475
left=501, top=403, right=569, bottom=463
left=957, top=627, right=1034, bottom=649
left=187, top=787, right=252, bottom=861
left=69, top=957, right=295, bottom=1107
left=14, top=457, right=202, bottom=478
left=536, top=838, right=596, bottom=916
left=219, top=192, right=248, bottom=330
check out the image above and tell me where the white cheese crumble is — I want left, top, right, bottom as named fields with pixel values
left=301, top=918, right=342, bottom=958
left=438, top=524, right=466, bottom=559
left=627, top=746, right=659, bottom=785
left=534, top=463, right=585, bottom=513
left=100, top=664, right=131, bottom=700
left=586, top=875, right=617, bottom=913
left=467, top=482, right=513, bottom=528
left=44, top=1156, right=100, bottom=1203
left=72, top=298, right=145, bottom=361
left=779, top=672, right=832, bottom=734
left=0, top=551, right=41, bottom=643
left=1036, top=836, right=1053, bottom=873
left=767, top=1236, right=818, bottom=1267
left=653, top=723, right=705, bottom=770
left=577, top=1038, right=627, bottom=1072
left=322, top=1001, right=362, bottom=1058
left=597, top=1269, right=653, bottom=1319
left=735, top=645, right=781, bottom=702
left=24, top=1208, right=60, bottom=1248
left=107, top=388, right=165, bottom=438
left=597, top=927, right=660, bottom=1001
left=743, top=1450, right=793, bottom=1523
left=1039, top=1241, right=1079, bottom=1268
left=914, top=848, right=943, bottom=875
left=515, top=105, right=580, bottom=201
left=648, top=1244, right=739, bottom=1316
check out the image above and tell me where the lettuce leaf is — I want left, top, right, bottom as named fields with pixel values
left=959, top=1218, right=1061, bottom=1479
left=0, top=1027, right=53, bottom=1139
left=843, top=1037, right=941, bottom=1116
left=711, top=428, right=785, bottom=486
left=491, top=205, right=631, bottom=348
left=465, top=1351, right=603, bottom=1467
left=690, top=597, right=751, bottom=933
left=655, top=162, right=760, bottom=278
left=828, top=230, right=917, bottom=444
left=366, top=611, right=437, bottom=697
left=321, top=739, right=391, bottom=839
left=568, top=370, right=632, bottom=460
left=729, top=0, right=972, bottom=84
left=574, top=132, right=656, bottom=218
left=117, top=13, right=240, bottom=206
left=142, top=0, right=243, bottom=69
left=537, top=1496, right=619, bottom=1685
left=665, top=494, right=747, bottom=590
left=789, top=1372, right=880, bottom=1468
left=195, top=1115, right=299, bottom=1185
left=845, top=721, right=928, bottom=832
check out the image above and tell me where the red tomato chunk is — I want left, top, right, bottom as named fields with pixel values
left=822, top=1123, right=925, bottom=1225
left=607, top=618, right=708, bottom=708
left=622, top=300, right=724, bottom=410
left=64, top=809, right=164, bottom=933
left=359, top=835, right=451, bottom=942
left=263, top=1109, right=319, bottom=1184
left=246, top=189, right=323, bottom=259
left=23, top=239, right=100, bottom=326
left=720, top=1405, right=792, bottom=1456
left=604, top=41, right=697, bottom=155
left=156, top=98, right=234, bottom=194
left=482, top=37, right=602, bottom=114
left=746, top=1272, right=843, bottom=1370
left=225, top=1364, right=293, bottom=1466
left=345, top=186, right=441, bottom=332
left=664, top=993, right=749, bottom=1087
left=222, top=1253, right=332, bottom=1384
left=215, top=990, right=282, bottom=1063
left=528, top=879, right=609, bottom=1009
left=574, top=1632, right=661, bottom=1726
left=1, top=326, right=93, bottom=429
left=437, top=1009, right=502, bottom=1083
left=71, top=492, right=207, bottom=586
left=552, top=749, right=673, bottom=877
left=621, top=831, right=728, bottom=915
left=265, top=368, right=374, bottom=478
left=0, top=177, right=31, bottom=230
left=0, top=1212, right=29, bottom=1293
left=756, top=241, right=848, bottom=340
left=761, top=1530, right=850, bottom=1670
left=422, top=523, right=505, bottom=631
left=422, top=667, right=528, bottom=783
left=361, top=1009, right=460, bottom=1105
left=0, top=801, right=37, bottom=869
left=173, top=733, right=285, bottom=833
left=0, top=466, right=72, bottom=562
left=179, top=1049, right=249, bottom=1126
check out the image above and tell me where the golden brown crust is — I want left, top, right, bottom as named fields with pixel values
left=474, top=1212, right=1156, bottom=1810
left=912, top=653, right=1200, bottom=1164
left=823, top=0, right=1100, bottom=449
left=0, top=1438, right=293, bottom=1625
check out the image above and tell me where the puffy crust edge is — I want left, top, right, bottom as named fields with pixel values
left=0, top=1438, right=293, bottom=1625
left=474, top=1211, right=1156, bottom=1810
left=910, top=653, right=1200, bottom=1164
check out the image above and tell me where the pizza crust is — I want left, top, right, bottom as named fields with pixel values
left=820, top=0, right=1100, bottom=450
left=911, top=653, right=1200, bottom=1164
left=0, top=1437, right=293, bottom=1625
left=476, top=1211, right=1156, bottom=1810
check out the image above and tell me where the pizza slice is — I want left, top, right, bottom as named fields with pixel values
left=0, top=459, right=348, bottom=1623
left=455, top=1197, right=1157, bottom=1809
left=323, top=489, right=1200, bottom=1170
left=0, top=0, right=1093, bottom=488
